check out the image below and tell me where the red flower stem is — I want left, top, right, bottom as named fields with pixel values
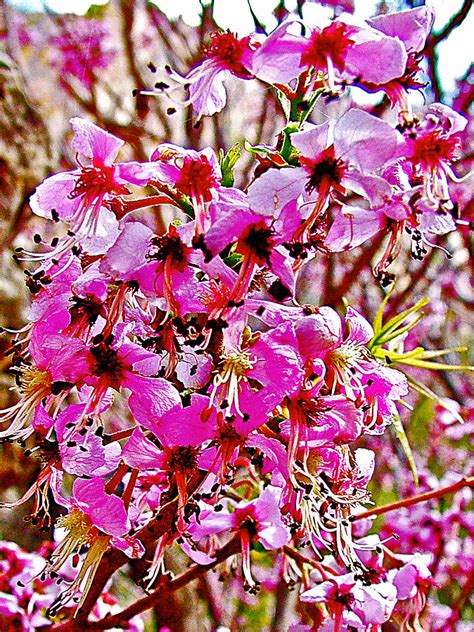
left=354, top=477, right=474, bottom=521
left=123, top=195, right=175, bottom=211
left=103, top=427, right=135, bottom=444
left=104, top=463, right=129, bottom=494
left=121, top=468, right=138, bottom=509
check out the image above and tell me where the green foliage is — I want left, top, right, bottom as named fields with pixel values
left=219, top=144, right=241, bottom=187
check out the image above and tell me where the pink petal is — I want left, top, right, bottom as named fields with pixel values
left=29, top=171, right=81, bottom=220
left=126, top=374, right=181, bottom=432
left=325, top=206, right=386, bottom=251
left=73, top=477, right=129, bottom=536
left=346, top=30, right=407, bottom=85
left=334, top=110, right=403, bottom=172
left=368, top=6, right=435, bottom=53
left=70, top=117, right=123, bottom=165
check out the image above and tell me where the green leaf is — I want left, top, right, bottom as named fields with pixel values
left=406, top=375, right=464, bottom=424
left=369, top=297, right=429, bottom=350
left=85, top=2, right=110, bottom=18
left=220, top=143, right=241, bottom=187
left=223, top=251, right=243, bottom=269
left=392, top=413, right=419, bottom=486
left=276, top=88, right=292, bottom=121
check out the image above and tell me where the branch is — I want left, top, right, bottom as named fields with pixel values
left=119, top=0, right=149, bottom=120
left=424, top=0, right=472, bottom=101
left=89, top=536, right=241, bottom=630
left=354, top=476, right=474, bottom=521
left=429, top=0, right=472, bottom=47
left=70, top=471, right=206, bottom=624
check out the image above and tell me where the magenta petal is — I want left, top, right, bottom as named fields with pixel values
left=247, top=167, right=306, bottom=215
left=73, top=477, right=129, bottom=536
left=180, top=538, right=216, bottom=565
left=325, top=206, right=386, bottom=251
left=392, top=564, right=418, bottom=600
left=269, top=249, right=295, bottom=296
left=61, top=432, right=121, bottom=477
left=126, top=374, right=181, bottom=432
left=70, top=117, right=123, bottom=165
left=99, top=221, right=153, bottom=281
left=156, top=394, right=215, bottom=447
left=251, top=22, right=306, bottom=84
left=295, top=309, right=342, bottom=358
left=55, top=403, right=87, bottom=441
left=345, top=307, right=374, bottom=344
left=206, top=203, right=256, bottom=256
left=300, top=580, right=338, bottom=603
left=335, top=110, right=403, bottom=172
left=116, top=161, right=158, bottom=186
left=346, top=31, right=407, bottom=85
left=119, top=342, right=163, bottom=377
left=32, top=404, right=54, bottom=433
left=189, top=65, right=228, bottom=118
left=368, top=6, right=435, bottom=53
left=418, top=209, right=456, bottom=235
left=189, top=506, right=234, bottom=539
left=29, top=331, right=91, bottom=383
left=246, top=433, right=290, bottom=481
left=29, top=171, right=81, bottom=220
left=353, top=582, right=397, bottom=624
left=291, top=122, right=331, bottom=159
left=122, top=427, right=163, bottom=469
left=342, top=172, right=392, bottom=209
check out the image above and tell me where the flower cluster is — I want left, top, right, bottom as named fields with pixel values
left=0, top=540, right=143, bottom=630
left=1, top=4, right=472, bottom=630
left=49, top=17, right=116, bottom=91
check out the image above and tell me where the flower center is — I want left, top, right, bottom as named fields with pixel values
left=20, top=367, right=52, bottom=397
left=210, top=351, right=256, bottom=418
left=221, top=351, right=255, bottom=378
left=301, top=22, right=354, bottom=73
left=302, top=147, right=346, bottom=194
left=299, top=397, right=333, bottom=427
left=204, top=31, right=254, bottom=78
left=168, top=445, right=199, bottom=473
left=90, top=343, right=125, bottom=387
left=68, top=164, right=126, bottom=200
left=240, top=224, right=274, bottom=263
left=410, top=131, right=460, bottom=171
left=57, top=507, right=92, bottom=539
left=149, top=231, right=187, bottom=266
left=175, top=156, right=220, bottom=202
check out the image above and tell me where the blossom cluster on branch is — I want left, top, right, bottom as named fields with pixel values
left=0, top=3, right=472, bottom=631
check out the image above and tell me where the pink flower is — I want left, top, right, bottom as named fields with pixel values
left=151, top=144, right=223, bottom=236
left=188, top=486, right=289, bottom=590
left=0, top=329, right=90, bottom=441
left=248, top=108, right=404, bottom=244
left=295, top=307, right=408, bottom=432
left=301, top=572, right=398, bottom=627
left=161, top=31, right=258, bottom=119
left=46, top=476, right=142, bottom=614
left=50, top=17, right=116, bottom=90
left=84, top=337, right=181, bottom=431
left=30, top=118, right=156, bottom=249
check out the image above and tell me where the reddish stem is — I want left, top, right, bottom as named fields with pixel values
left=354, top=477, right=474, bottom=521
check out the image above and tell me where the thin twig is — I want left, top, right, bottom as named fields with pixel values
left=354, top=477, right=474, bottom=521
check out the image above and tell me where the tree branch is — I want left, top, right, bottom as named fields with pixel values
left=354, top=477, right=474, bottom=521
left=89, top=536, right=241, bottom=630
